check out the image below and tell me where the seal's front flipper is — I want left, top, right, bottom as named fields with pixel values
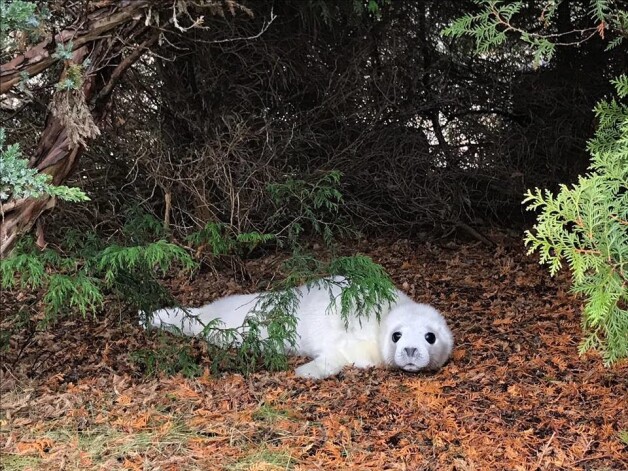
left=294, top=353, right=346, bottom=379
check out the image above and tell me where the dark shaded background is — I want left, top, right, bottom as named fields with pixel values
left=4, top=0, right=626, bottom=240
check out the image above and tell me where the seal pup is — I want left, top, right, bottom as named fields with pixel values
left=146, top=277, right=453, bottom=379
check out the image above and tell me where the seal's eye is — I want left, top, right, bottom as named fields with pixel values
left=425, top=332, right=436, bottom=344
left=392, top=332, right=402, bottom=343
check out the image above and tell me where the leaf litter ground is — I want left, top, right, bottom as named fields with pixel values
left=1, top=237, right=627, bottom=470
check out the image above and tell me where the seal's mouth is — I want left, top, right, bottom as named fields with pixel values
left=401, top=364, right=422, bottom=372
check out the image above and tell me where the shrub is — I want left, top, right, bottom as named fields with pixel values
left=524, top=76, right=628, bottom=365
left=445, top=0, right=628, bottom=365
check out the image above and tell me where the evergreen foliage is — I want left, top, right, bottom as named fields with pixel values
left=0, top=0, right=40, bottom=48
left=187, top=222, right=275, bottom=256
left=326, top=255, right=397, bottom=324
left=163, top=170, right=394, bottom=375
left=443, top=1, right=526, bottom=54
left=0, top=128, right=88, bottom=203
left=443, top=0, right=626, bottom=65
left=142, top=213, right=396, bottom=376
left=0, top=212, right=196, bottom=325
left=267, top=170, right=356, bottom=247
left=446, top=3, right=627, bottom=363
left=276, top=253, right=397, bottom=326
left=524, top=76, right=628, bottom=365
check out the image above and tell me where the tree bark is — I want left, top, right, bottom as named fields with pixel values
left=0, top=1, right=155, bottom=258
left=0, top=1, right=153, bottom=94
left=1, top=0, right=252, bottom=257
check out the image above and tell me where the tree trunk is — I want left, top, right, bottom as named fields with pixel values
left=1, top=0, right=251, bottom=257
left=0, top=1, right=155, bottom=258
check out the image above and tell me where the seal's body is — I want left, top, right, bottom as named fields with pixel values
left=147, top=278, right=453, bottom=379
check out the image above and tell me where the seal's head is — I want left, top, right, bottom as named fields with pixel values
left=380, top=303, right=453, bottom=372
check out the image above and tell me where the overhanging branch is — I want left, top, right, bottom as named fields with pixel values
left=0, top=1, right=153, bottom=94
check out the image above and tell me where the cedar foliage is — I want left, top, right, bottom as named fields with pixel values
left=0, top=129, right=88, bottom=203
left=446, top=1, right=628, bottom=363
left=0, top=221, right=196, bottom=322
left=524, top=75, right=628, bottom=365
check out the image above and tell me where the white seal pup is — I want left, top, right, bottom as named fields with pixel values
left=145, top=278, right=453, bottom=379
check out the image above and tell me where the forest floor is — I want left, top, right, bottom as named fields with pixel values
left=1, top=235, right=627, bottom=471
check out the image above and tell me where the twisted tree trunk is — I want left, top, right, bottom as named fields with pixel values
left=0, top=1, right=155, bottom=257
left=1, top=0, right=253, bottom=257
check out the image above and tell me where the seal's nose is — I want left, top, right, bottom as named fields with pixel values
left=404, top=347, right=417, bottom=357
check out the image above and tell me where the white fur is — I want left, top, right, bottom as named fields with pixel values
left=145, top=277, right=453, bottom=379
